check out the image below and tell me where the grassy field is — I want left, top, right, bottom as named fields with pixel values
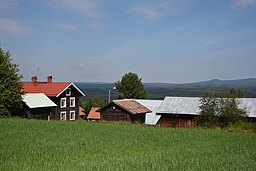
left=0, top=119, right=256, bottom=170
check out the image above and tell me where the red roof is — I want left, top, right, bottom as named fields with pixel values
left=21, top=82, right=85, bottom=97
left=79, top=106, right=85, bottom=116
left=87, top=107, right=100, bottom=119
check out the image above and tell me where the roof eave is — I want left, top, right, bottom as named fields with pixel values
left=56, top=83, right=85, bottom=97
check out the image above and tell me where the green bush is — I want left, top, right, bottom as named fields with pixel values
left=225, top=121, right=256, bottom=133
left=197, top=89, right=247, bottom=129
left=0, top=104, right=10, bottom=118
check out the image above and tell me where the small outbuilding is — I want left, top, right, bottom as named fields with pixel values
left=22, top=93, right=57, bottom=119
left=157, top=97, right=200, bottom=128
left=87, top=107, right=100, bottom=121
left=97, top=99, right=151, bottom=124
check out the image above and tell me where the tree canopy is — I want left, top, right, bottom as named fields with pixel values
left=0, top=48, right=23, bottom=117
left=82, top=96, right=108, bottom=115
left=197, top=88, right=247, bottom=128
left=115, top=72, right=147, bottom=99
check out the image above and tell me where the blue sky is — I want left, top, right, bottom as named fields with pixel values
left=0, top=0, right=255, bottom=83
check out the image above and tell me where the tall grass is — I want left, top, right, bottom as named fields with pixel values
left=0, top=118, right=256, bottom=170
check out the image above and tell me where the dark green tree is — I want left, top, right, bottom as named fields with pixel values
left=82, top=96, right=108, bottom=115
left=197, top=88, right=247, bottom=128
left=217, top=89, right=246, bottom=128
left=197, top=92, right=218, bottom=127
left=115, top=72, right=147, bottom=99
left=0, top=48, right=23, bottom=117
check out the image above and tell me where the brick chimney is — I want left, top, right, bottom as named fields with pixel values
left=31, top=76, right=38, bottom=83
left=47, top=76, right=52, bottom=83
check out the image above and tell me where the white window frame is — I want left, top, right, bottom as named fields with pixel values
left=60, top=98, right=66, bottom=108
left=70, top=97, right=75, bottom=107
left=60, top=111, right=66, bottom=120
left=70, top=111, right=75, bottom=120
left=66, top=88, right=71, bottom=96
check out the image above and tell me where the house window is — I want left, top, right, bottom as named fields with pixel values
left=60, top=98, right=66, bottom=108
left=60, top=111, right=66, bottom=120
left=70, top=111, right=75, bottom=120
left=66, top=88, right=71, bottom=96
left=70, top=97, right=75, bottom=107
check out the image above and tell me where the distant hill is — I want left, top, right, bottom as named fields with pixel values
left=145, top=78, right=256, bottom=88
left=76, top=78, right=256, bottom=101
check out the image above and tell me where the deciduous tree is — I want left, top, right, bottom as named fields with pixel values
left=0, top=48, right=23, bottom=117
left=82, top=96, right=107, bottom=115
left=197, top=88, right=247, bottom=128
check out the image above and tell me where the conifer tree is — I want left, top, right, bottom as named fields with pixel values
left=115, top=72, right=147, bottom=99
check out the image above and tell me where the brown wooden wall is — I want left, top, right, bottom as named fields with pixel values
left=101, top=104, right=131, bottom=122
left=25, top=107, right=53, bottom=120
left=100, top=104, right=145, bottom=123
left=160, top=114, right=197, bottom=128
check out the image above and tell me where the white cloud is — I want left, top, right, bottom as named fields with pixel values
left=232, top=0, right=256, bottom=8
left=130, top=0, right=192, bottom=21
left=0, top=0, right=19, bottom=9
left=52, top=0, right=102, bottom=19
left=0, top=17, right=32, bottom=36
left=60, top=23, right=79, bottom=31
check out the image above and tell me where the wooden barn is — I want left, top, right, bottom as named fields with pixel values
left=157, top=97, right=200, bottom=128
left=97, top=99, right=151, bottom=124
left=21, top=76, right=85, bottom=121
left=22, top=93, right=57, bottom=119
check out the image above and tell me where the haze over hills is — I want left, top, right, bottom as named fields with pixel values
left=76, top=78, right=256, bottom=100
left=145, top=78, right=256, bottom=88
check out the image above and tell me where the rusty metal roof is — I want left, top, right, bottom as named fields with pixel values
left=113, top=99, right=152, bottom=115
left=87, top=107, right=100, bottom=119
left=79, top=106, right=85, bottom=116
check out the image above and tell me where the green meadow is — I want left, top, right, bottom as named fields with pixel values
left=0, top=118, right=255, bottom=171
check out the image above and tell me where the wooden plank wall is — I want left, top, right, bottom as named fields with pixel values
left=101, top=104, right=131, bottom=122
left=161, top=116, right=197, bottom=128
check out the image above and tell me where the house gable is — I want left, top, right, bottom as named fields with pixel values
left=21, top=76, right=85, bottom=121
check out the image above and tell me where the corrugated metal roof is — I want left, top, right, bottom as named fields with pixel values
left=113, top=99, right=152, bottom=115
left=135, top=100, right=162, bottom=125
left=22, top=93, right=57, bottom=109
left=238, top=98, right=256, bottom=118
left=157, top=97, right=201, bottom=115
left=157, top=97, right=256, bottom=118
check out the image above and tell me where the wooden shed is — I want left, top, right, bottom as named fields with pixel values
left=157, top=97, right=200, bottom=128
left=97, top=99, right=151, bottom=124
left=22, top=93, right=57, bottom=119
left=87, top=107, right=100, bottom=121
